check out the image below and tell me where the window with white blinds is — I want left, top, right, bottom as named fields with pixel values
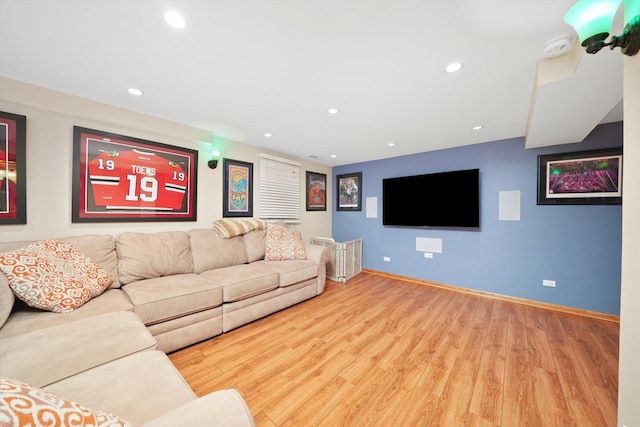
left=259, top=154, right=301, bottom=220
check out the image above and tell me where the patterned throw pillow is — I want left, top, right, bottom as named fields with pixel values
left=37, top=239, right=112, bottom=298
left=0, top=376, right=131, bottom=427
left=265, top=224, right=307, bottom=261
left=0, top=239, right=112, bottom=313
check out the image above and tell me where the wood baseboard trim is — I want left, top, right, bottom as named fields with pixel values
left=361, top=269, right=620, bottom=323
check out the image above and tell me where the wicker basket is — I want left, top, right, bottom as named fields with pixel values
left=310, top=237, right=362, bottom=283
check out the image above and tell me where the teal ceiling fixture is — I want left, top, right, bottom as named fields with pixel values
left=564, top=0, right=640, bottom=56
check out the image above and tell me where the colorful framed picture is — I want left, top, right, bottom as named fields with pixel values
left=72, top=126, right=198, bottom=222
left=306, top=171, right=327, bottom=211
left=537, top=147, right=622, bottom=205
left=223, top=158, right=253, bottom=217
left=336, top=172, right=362, bottom=211
left=0, top=111, right=27, bottom=225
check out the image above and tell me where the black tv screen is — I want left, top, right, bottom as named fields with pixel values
left=382, top=168, right=480, bottom=228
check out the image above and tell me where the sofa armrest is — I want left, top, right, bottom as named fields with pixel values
left=0, top=311, right=156, bottom=387
left=305, top=244, right=331, bottom=265
left=0, top=274, right=14, bottom=328
left=140, top=389, right=256, bottom=427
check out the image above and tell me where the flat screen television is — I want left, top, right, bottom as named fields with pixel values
left=382, top=168, right=480, bottom=228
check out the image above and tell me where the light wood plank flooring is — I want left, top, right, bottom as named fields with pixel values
left=169, top=272, right=619, bottom=426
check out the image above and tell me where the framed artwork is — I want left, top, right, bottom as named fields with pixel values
left=336, top=172, right=362, bottom=211
left=306, top=171, right=327, bottom=211
left=537, top=147, right=622, bottom=205
left=0, top=111, right=27, bottom=225
left=223, top=158, right=253, bottom=217
left=72, top=126, right=198, bottom=222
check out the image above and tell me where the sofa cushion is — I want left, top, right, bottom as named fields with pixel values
left=0, top=311, right=156, bottom=388
left=0, top=376, right=131, bottom=427
left=0, top=276, right=14, bottom=328
left=222, top=279, right=318, bottom=333
left=243, top=229, right=267, bottom=262
left=116, top=231, right=193, bottom=285
left=140, top=389, right=256, bottom=427
left=252, top=259, right=318, bottom=287
left=189, top=229, right=248, bottom=273
left=0, top=288, right=133, bottom=340
left=147, top=306, right=223, bottom=354
left=199, top=264, right=279, bottom=303
left=0, top=239, right=112, bottom=313
left=63, top=234, right=119, bottom=289
left=264, top=224, right=307, bottom=261
left=44, top=351, right=197, bottom=426
left=0, top=240, right=35, bottom=252
left=122, top=273, right=223, bottom=325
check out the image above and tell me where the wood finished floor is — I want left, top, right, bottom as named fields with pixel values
left=169, top=272, right=619, bottom=426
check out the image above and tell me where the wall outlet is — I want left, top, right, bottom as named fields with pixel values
left=424, top=252, right=433, bottom=258
left=383, top=256, right=391, bottom=262
left=542, top=279, right=556, bottom=288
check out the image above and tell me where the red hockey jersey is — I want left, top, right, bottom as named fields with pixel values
left=88, top=149, right=188, bottom=210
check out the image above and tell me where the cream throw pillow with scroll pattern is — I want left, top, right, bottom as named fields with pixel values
left=0, top=239, right=112, bottom=313
left=265, top=224, right=307, bottom=261
left=0, top=376, right=131, bottom=426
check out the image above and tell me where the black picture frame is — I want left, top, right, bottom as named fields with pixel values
left=537, top=147, right=622, bottom=205
left=72, top=126, right=198, bottom=222
left=306, top=171, right=327, bottom=211
left=223, top=158, right=253, bottom=217
left=0, top=111, right=27, bottom=225
left=336, top=172, right=362, bottom=211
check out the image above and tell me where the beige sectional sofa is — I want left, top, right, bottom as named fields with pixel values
left=0, top=224, right=331, bottom=425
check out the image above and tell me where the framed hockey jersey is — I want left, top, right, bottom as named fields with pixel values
left=0, top=111, right=26, bottom=225
left=72, top=126, right=198, bottom=222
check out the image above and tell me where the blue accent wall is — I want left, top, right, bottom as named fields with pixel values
left=332, top=122, right=622, bottom=315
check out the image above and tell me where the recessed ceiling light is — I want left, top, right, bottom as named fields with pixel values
left=472, top=125, right=483, bottom=130
left=328, top=108, right=339, bottom=114
left=127, top=87, right=143, bottom=96
left=264, top=133, right=272, bottom=138
left=388, top=142, right=395, bottom=147
left=164, top=11, right=185, bottom=29
left=445, top=62, right=463, bottom=73
left=331, top=154, right=337, bottom=158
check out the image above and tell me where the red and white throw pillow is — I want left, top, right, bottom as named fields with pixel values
left=264, top=224, right=307, bottom=261
left=0, top=376, right=131, bottom=426
left=0, top=239, right=112, bottom=313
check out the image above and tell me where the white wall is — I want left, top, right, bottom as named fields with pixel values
left=0, top=77, right=331, bottom=243
left=618, top=12, right=640, bottom=425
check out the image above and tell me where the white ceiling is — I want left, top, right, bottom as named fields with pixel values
left=0, top=0, right=624, bottom=166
